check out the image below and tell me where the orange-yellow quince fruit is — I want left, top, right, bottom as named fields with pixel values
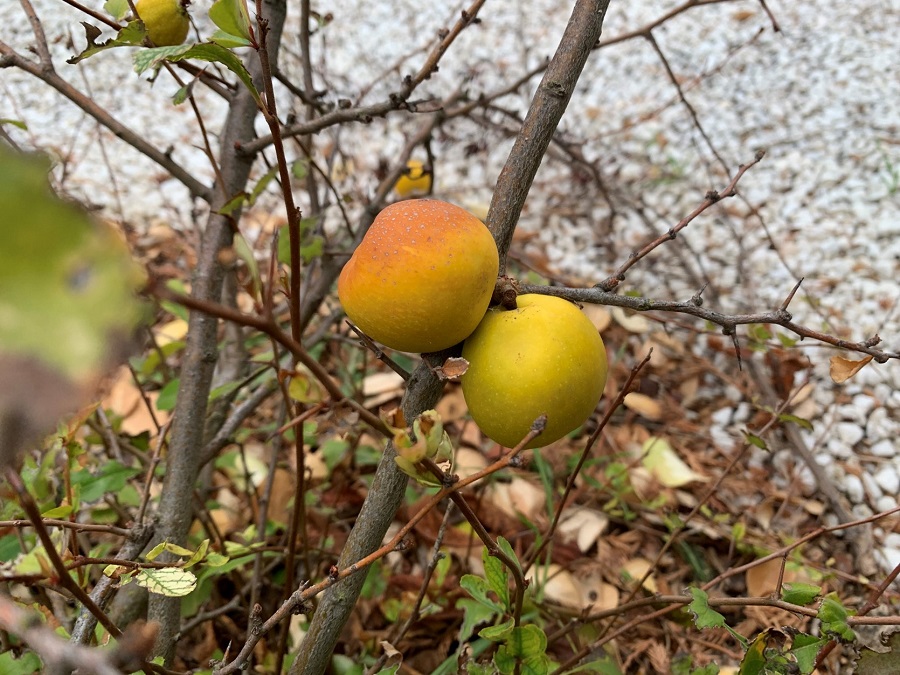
left=338, top=199, right=499, bottom=353
left=394, top=159, right=432, bottom=198
left=136, top=0, right=190, bottom=47
left=461, top=294, right=608, bottom=448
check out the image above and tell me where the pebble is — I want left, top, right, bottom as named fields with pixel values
left=843, top=475, right=865, bottom=504
left=710, top=407, right=733, bottom=427
left=835, top=422, right=865, bottom=448
left=869, top=440, right=897, bottom=458
left=861, top=472, right=882, bottom=500
left=876, top=495, right=898, bottom=514
left=873, top=465, right=900, bottom=495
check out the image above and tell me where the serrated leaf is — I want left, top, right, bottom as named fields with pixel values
left=209, top=0, right=252, bottom=42
left=687, top=587, right=747, bottom=647
left=818, top=593, right=856, bottom=641
left=67, top=20, right=147, bottom=64
left=459, top=574, right=504, bottom=612
left=135, top=566, right=197, bottom=596
left=133, top=43, right=261, bottom=105
left=781, top=582, right=821, bottom=606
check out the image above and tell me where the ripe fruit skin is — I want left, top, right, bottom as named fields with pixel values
left=461, top=294, right=608, bottom=448
left=136, top=0, right=190, bottom=47
left=394, top=160, right=432, bottom=198
left=338, top=199, right=499, bottom=353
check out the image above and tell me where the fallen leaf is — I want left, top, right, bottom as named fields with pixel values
left=155, top=318, right=188, bottom=347
left=558, top=507, right=609, bottom=553
left=581, top=304, right=611, bottom=332
left=623, top=392, right=662, bottom=421
left=830, top=354, right=874, bottom=383
left=611, top=306, right=650, bottom=333
left=362, top=371, right=405, bottom=408
left=641, top=437, right=708, bottom=487
left=453, top=447, right=488, bottom=481
left=622, top=557, right=658, bottom=593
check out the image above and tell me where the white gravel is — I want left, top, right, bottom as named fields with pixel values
left=3, top=1, right=898, bottom=569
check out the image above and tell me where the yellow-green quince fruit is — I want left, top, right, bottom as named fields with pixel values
left=136, top=0, right=190, bottom=47
left=461, top=294, right=608, bottom=448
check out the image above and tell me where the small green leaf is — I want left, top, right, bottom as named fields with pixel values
left=0, top=649, right=42, bottom=674
left=818, top=593, right=856, bottom=642
left=0, top=118, right=28, bottom=130
left=790, top=633, right=827, bottom=674
left=209, top=0, right=252, bottom=42
left=483, top=546, right=509, bottom=610
left=745, top=433, right=768, bottom=450
left=156, top=378, right=180, bottom=411
left=41, top=504, right=74, bottom=518
left=104, top=0, right=130, bottom=20
left=136, top=566, right=197, bottom=597
left=459, top=574, right=504, bottom=612
left=778, top=413, right=814, bottom=431
left=479, top=617, right=514, bottom=642
left=209, top=30, right=253, bottom=48
left=686, top=587, right=747, bottom=648
left=291, top=158, right=308, bottom=180
left=456, top=598, right=498, bottom=643
left=781, top=582, right=821, bottom=606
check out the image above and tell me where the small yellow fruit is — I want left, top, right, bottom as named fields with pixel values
left=394, top=159, right=432, bottom=198
left=461, top=294, right=608, bottom=448
left=136, top=0, right=190, bottom=47
left=338, top=199, right=499, bottom=353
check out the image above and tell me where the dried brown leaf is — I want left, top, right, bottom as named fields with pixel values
left=623, top=392, right=662, bottom=421
left=829, top=354, right=874, bottom=383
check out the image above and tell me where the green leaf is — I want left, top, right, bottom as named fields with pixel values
left=209, top=29, right=253, bottom=48
left=291, top=158, right=308, bottom=180
left=209, top=0, right=252, bottom=42
left=818, top=593, right=856, bottom=642
left=156, top=378, right=180, bottom=411
left=479, top=617, right=514, bottom=642
left=745, top=433, right=768, bottom=450
left=0, top=650, right=42, bottom=674
left=103, top=0, right=130, bottom=20
left=232, top=232, right=261, bottom=298
left=133, top=43, right=261, bottom=105
left=504, top=624, right=547, bottom=658
left=781, top=582, right=821, bottom=606
left=778, top=413, right=814, bottom=431
left=456, top=598, right=497, bottom=643
left=496, top=536, right=521, bottom=575
left=790, top=633, right=827, bottom=674
left=41, top=504, right=74, bottom=518
left=135, top=566, right=197, bottom=596
left=184, top=539, right=210, bottom=568
left=67, top=20, right=147, bottom=64
left=686, top=587, right=747, bottom=648
left=71, top=461, right=141, bottom=503
left=459, top=574, right=504, bottom=612
left=0, top=118, right=28, bottom=130
left=483, top=546, right=509, bottom=610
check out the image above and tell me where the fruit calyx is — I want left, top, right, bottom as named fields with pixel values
left=491, top=275, right=520, bottom=310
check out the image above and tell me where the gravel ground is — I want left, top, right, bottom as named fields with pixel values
left=2, top=1, right=899, bottom=570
